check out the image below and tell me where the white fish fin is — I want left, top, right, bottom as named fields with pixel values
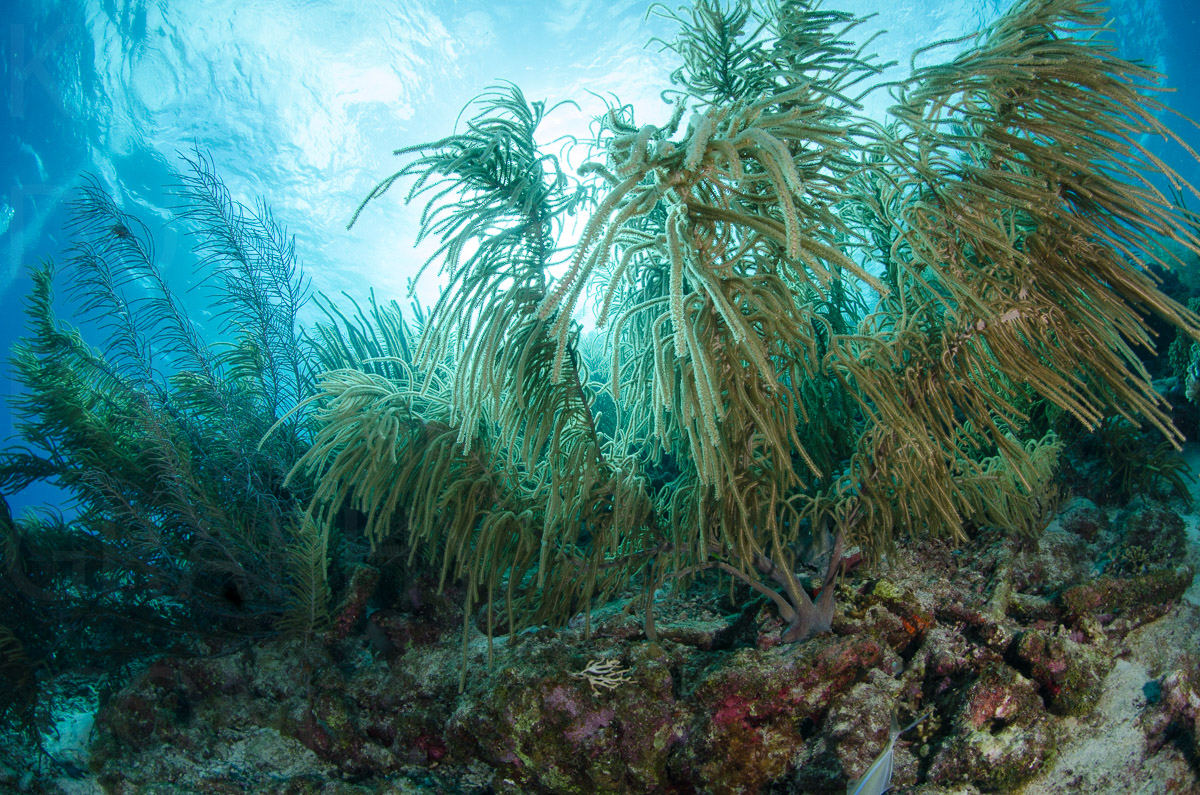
left=847, top=739, right=895, bottom=795
left=848, top=710, right=931, bottom=795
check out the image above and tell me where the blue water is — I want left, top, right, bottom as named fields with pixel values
left=1, top=0, right=1198, bottom=516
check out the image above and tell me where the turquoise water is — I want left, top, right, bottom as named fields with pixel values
left=1, top=0, right=1197, bottom=515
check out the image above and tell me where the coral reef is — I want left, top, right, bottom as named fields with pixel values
left=74, top=497, right=1197, bottom=793
left=5, top=0, right=1200, bottom=792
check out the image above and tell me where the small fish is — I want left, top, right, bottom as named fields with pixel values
left=847, top=710, right=931, bottom=795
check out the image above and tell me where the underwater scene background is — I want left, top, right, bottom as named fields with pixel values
left=0, top=1, right=1197, bottom=492
left=3, top=0, right=1198, bottom=515
left=4, top=0, right=1200, bottom=793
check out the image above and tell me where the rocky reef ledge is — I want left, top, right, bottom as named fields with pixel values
left=14, top=495, right=1200, bottom=795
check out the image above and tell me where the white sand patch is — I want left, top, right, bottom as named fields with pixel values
left=1020, top=442, right=1200, bottom=792
left=891, top=439, right=1200, bottom=793
left=1026, top=659, right=1166, bottom=793
left=1022, top=603, right=1200, bottom=793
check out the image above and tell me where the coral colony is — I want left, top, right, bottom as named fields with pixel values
left=3, top=1, right=1200, bottom=791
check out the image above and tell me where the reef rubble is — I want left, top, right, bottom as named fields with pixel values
left=33, top=488, right=1193, bottom=795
